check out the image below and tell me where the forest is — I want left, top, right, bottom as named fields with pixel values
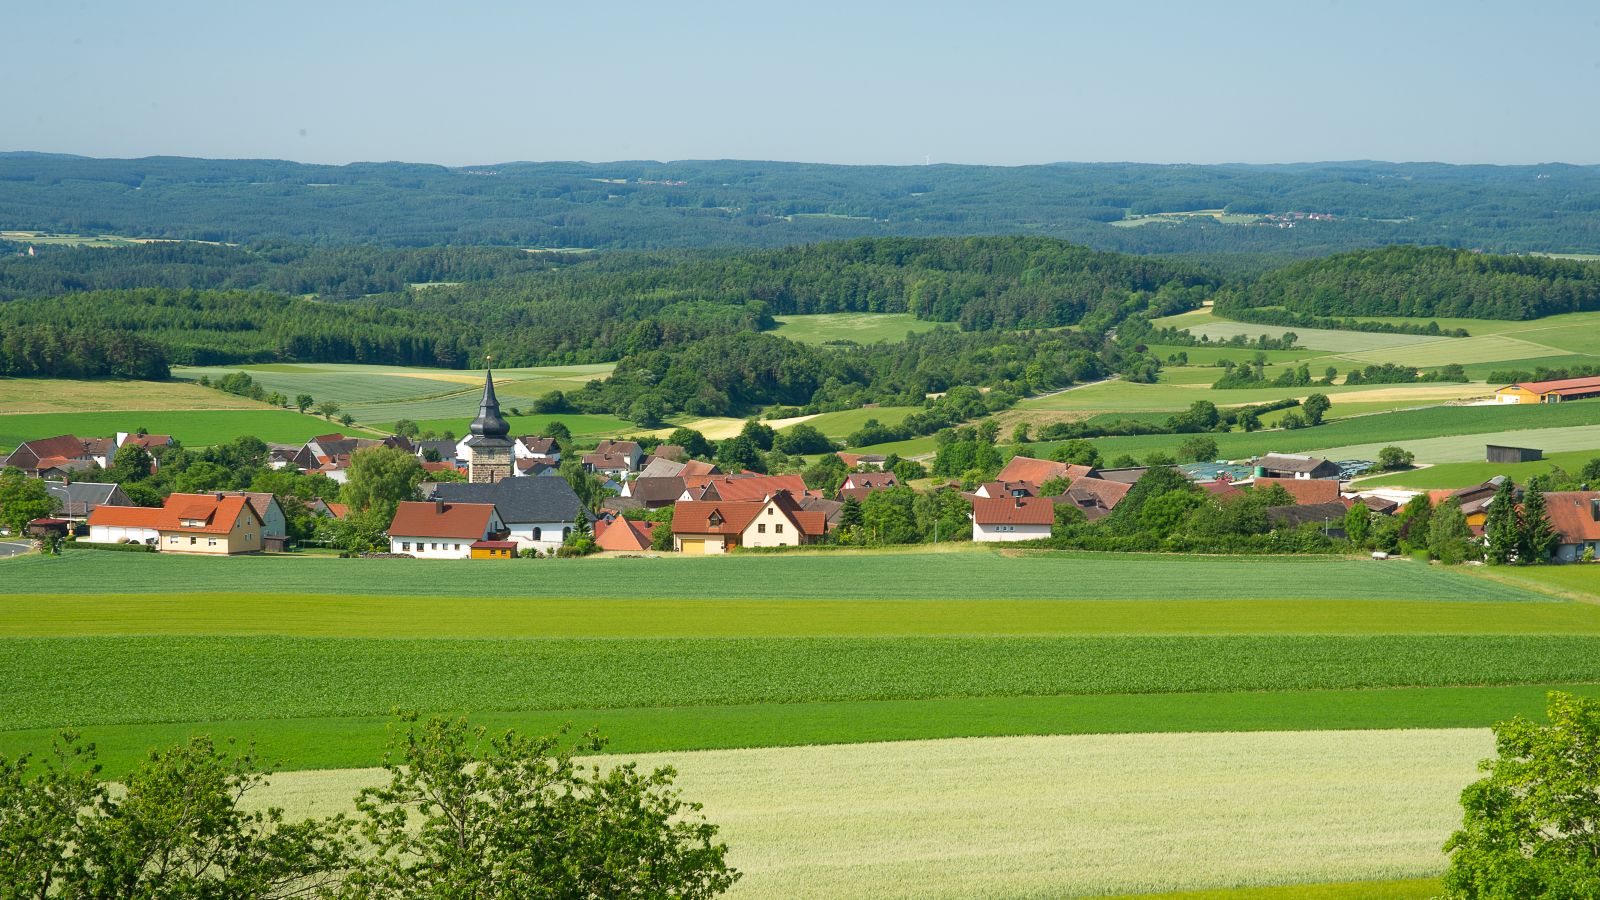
left=5, top=153, right=1600, bottom=256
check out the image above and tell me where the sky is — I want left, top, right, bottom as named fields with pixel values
left=8, top=0, right=1600, bottom=167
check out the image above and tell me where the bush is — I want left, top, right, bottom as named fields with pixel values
left=61, top=540, right=155, bottom=553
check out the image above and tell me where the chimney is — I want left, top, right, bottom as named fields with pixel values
left=435, top=498, right=445, bottom=514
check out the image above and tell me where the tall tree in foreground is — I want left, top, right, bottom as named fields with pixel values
left=1483, top=479, right=1520, bottom=566
left=0, top=467, right=58, bottom=535
left=1520, top=483, right=1560, bottom=564
left=1443, top=692, right=1600, bottom=898
left=347, top=714, right=738, bottom=900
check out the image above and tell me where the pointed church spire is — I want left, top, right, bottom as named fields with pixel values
left=469, top=367, right=509, bottom=438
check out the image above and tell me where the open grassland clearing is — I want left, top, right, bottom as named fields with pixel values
left=771, top=312, right=944, bottom=345
left=0, top=408, right=381, bottom=452
left=1153, top=310, right=1438, bottom=352
left=174, top=362, right=612, bottom=428
left=8, top=633, right=1600, bottom=731
left=247, top=729, right=1490, bottom=899
left=1356, top=447, right=1600, bottom=489
left=0, top=377, right=272, bottom=415
left=1333, top=332, right=1570, bottom=367
left=784, top=404, right=918, bottom=438
left=0, top=548, right=1549, bottom=601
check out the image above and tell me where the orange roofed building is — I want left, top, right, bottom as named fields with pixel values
left=1494, top=375, right=1600, bottom=405
left=86, top=492, right=265, bottom=554
left=671, top=491, right=826, bottom=554
left=594, top=517, right=658, bottom=552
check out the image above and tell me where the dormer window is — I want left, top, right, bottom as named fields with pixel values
left=708, top=511, right=723, bottom=527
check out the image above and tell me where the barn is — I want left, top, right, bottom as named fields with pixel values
left=1485, top=445, right=1542, bottom=464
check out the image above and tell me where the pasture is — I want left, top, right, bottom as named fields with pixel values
left=0, top=407, right=379, bottom=451
left=771, top=312, right=943, bottom=345
left=247, top=729, right=1491, bottom=899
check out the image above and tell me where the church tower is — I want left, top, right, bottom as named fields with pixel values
left=466, top=369, right=514, bottom=484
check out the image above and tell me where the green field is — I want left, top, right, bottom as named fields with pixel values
left=5, top=545, right=1596, bottom=896
left=1153, top=310, right=1439, bottom=352
left=1355, top=447, right=1600, bottom=489
left=0, top=377, right=271, bottom=415
left=173, top=362, right=615, bottom=431
left=786, top=405, right=919, bottom=439
left=771, top=312, right=944, bottom=345
left=0, top=408, right=381, bottom=452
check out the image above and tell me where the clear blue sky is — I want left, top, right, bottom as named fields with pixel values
left=8, top=0, right=1599, bottom=166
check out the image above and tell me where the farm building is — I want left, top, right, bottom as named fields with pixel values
left=1265, top=501, right=1350, bottom=535
left=1252, top=477, right=1341, bottom=505
left=971, top=496, right=1055, bottom=542
left=1494, top=374, right=1600, bottom=404
left=469, top=540, right=518, bottom=559
left=1486, top=444, right=1543, bottom=463
left=995, top=456, right=1094, bottom=484
left=1252, top=453, right=1342, bottom=480
left=387, top=500, right=505, bottom=559
left=1543, top=491, right=1600, bottom=562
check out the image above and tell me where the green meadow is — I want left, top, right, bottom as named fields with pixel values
left=0, top=407, right=378, bottom=451
left=771, top=312, right=944, bottom=345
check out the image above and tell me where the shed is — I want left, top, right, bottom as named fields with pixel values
left=1486, top=445, right=1542, bottom=464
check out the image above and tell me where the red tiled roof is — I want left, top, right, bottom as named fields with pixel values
left=387, top=501, right=497, bottom=540
left=1201, top=481, right=1243, bottom=499
left=595, top=518, right=656, bottom=551
left=972, top=496, right=1056, bottom=526
left=672, top=501, right=763, bottom=535
left=18, top=435, right=96, bottom=460
left=688, top=474, right=808, bottom=502
left=680, top=460, right=720, bottom=477
left=1543, top=491, right=1600, bottom=544
left=1064, top=476, right=1132, bottom=509
left=159, top=493, right=261, bottom=534
left=120, top=433, right=172, bottom=448
left=1253, top=477, right=1341, bottom=505
left=843, top=472, right=897, bottom=490
left=87, top=505, right=164, bottom=528
left=1508, top=375, right=1600, bottom=395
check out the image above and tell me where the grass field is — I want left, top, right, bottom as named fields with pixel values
left=248, top=729, right=1490, bottom=899
left=0, top=377, right=272, bottom=415
left=1105, top=880, right=1439, bottom=900
left=1015, top=377, right=1487, bottom=415
left=1312, top=423, right=1600, bottom=467
left=1153, top=310, right=1437, bottom=353
left=173, top=362, right=615, bottom=431
left=786, top=405, right=919, bottom=439
left=0, top=408, right=383, bottom=452
left=1355, top=447, right=1600, bottom=490
left=771, top=313, right=943, bottom=345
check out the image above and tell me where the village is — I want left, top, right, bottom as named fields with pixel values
left=4, top=370, right=1599, bottom=564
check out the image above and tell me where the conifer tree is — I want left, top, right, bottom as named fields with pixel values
left=1520, top=484, right=1559, bottom=564
left=1483, top=478, right=1520, bottom=565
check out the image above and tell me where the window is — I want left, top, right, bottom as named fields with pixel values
left=207, top=539, right=217, bottom=546
left=563, top=527, right=571, bottom=537
left=775, top=523, right=783, bottom=534
left=757, top=523, right=766, bottom=533
left=767, top=507, right=774, bottom=515
left=402, top=542, right=411, bottom=551
left=169, top=536, right=179, bottom=544
left=189, top=536, right=197, bottom=545
left=532, top=527, right=541, bottom=541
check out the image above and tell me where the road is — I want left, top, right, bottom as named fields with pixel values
left=0, top=540, right=33, bottom=558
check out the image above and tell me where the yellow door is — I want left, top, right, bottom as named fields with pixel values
left=679, top=539, right=705, bottom=555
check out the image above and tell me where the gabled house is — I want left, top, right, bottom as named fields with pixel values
left=619, top=476, right=687, bottom=509
left=267, top=444, right=301, bottom=470
left=584, top=440, right=642, bottom=475
left=969, top=480, right=1036, bottom=500
left=1253, top=453, right=1342, bottom=480
left=1426, top=478, right=1508, bottom=530
left=514, top=436, right=560, bottom=465
left=309, top=499, right=348, bottom=520
left=681, top=474, right=810, bottom=503
left=295, top=434, right=381, bottom=477
left=995, top=456, right=1094, bottom=485
left=88, top=493, right=266, bottom=555
left=209, top=491, right=289, bottom=551
left=971, top=496, right=1055, bottom=542
left=1494, top=375, right=1600, bottom=405
left=387, top=500, right=506, bottom=559
left=1060, top=477, right=1132, bottom=522
left=44, top=480, right=135, bottom=523
left=594, top=517, right=658, bottom=552
left=1542, top=491, right=1600, bottom=562
left=672, top=491, right=825, bottom=554
left=0, top=435, right=114, bottom=476
left=839, top=471, right=898, bottom=502
left=116, top=432, right=173, bottom=452
left=836, top=452, right=888, bottom=471
left=429, top=476, right=588, bottom=554
left=414, top=439, right=459, bottom=466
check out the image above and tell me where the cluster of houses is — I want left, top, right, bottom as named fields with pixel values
left=6, top=372, right=1600, bottom=562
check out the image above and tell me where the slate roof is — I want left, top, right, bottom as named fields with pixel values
left=430, top=476, right=587, bottom=524
left=43, top=481, right=131, bottom=518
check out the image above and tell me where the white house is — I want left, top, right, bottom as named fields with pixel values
left=970, top=496, right=1055, bottom=543
left=387, top=500, right=504, bottom=559
left=428, top=477, right=588, bottom=555
left=85, top=505, right=161, bottom=545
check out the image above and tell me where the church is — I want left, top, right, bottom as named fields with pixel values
left=464, top=369, right=514, bottom=483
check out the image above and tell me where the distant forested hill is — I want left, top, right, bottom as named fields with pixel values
left=3, top=153, right=1600, bottom=255
left=1217, top=246, right=1600, bottom=322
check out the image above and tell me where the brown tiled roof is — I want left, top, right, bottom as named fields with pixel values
left=1064, top=476, right=1132, bottom=510
left=583, top=452, right=633, bottom=470
left=387, top=501, right=497, bottom=540
left=1508, top=374, right=1600, bottom=396
left=627, top=476, right=687, bottom=504
left=121, top=433, right=173, bottom=448
left=836, top=452, right=887, bottom=469
left=672, top=501, right=763, bottom=535
left=996, top=456, right=1076, bottom=484
left=516, top=436, right=556, bottom=454
left=1201, top=481, right=1243, bottom=499
left=1543, top=491, right=1600, bottom=544
left=594, top=439, right=641, bottom=456
left=681, top=460, right=720, bottom=477
left=972, top=496, right=1056, bottom=526
left=688, top=474, right=808, bottom=502
left=156, top=493, right=263, bottom=534
left=595, top=518, right=656, bottom=551
left=1253, top=477, right=1340, bottom=505
left=649, top=444, right=686, bottom=461
left=19, top=435, right=98, bottom=460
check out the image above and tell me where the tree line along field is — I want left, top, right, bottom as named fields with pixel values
left=1, top=548, right=1598, bottom=896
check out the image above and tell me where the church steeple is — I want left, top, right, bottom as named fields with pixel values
left=469, top=368, right=509, bottom=438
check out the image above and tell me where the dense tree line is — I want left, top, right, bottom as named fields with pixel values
left=1218, top=245, right=1600, bottom=321
left=0, top=322, right=169, bottom=378
left=6, top=154, right=1600, bottom=254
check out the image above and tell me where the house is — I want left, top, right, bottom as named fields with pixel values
left=1486, top=445, right=1542, bottom=464
left=969, top=479, right=1036, bottom=500
left=1351, top=494, right=1400, bottom=515
left=1200, top=480, right=1244, bottom=501
left=429, top=476, right=588, bottom=554
left=116, top=432, right=173, bottom=452
left=1427, top=478, right=1509, bottom=530
left=1266, top=501, right=1351, bottom=534
left=645, top=444, right=685, bottom=464
left=639, top=457, right=687, bottom=478
left=294, top=434, right=374, bottom=471
left=514, top=459, right=559, bottom=477
left=1542, top=491, right=1600, bottom=562
left=1252, top=476, right=1341, bottom=506
left=0, top=435, right=114, bottom=476
left=800, top=496, right=844, bottom=531
left=514, top=436, right=560, bottom=466
left=470, top=540, right=519, bottom=559
left=594, top=517, right=657, bottom=552
left=1060, top=477, right=1132, bottom=522
left=995, top=456, right=1094, bottom=485
left=387, top=500, right=505, bottom=559
left=583, top=440, right=643, bottom=476
left=836, top=452, right=888, bottom=471
left=308, top=499, right=349, bottom=519
left=618, top=476, right=686, bottom=509
left=1252, top=453, right=1342, bottom=480
left=838, top=471, right=898, bottom=502
left=971, top=496, right=1055, bottom=542
left=682, top=474, right=811, bottom=503
left=87, top=493, right=266, bottom=554
left=267, top=444, right=301, bottom=470
left=1494, top=375, right=1600, bottom=404
left=43, top=480, right=134, bottom=522
left=671, top=491, right=826, bottom=554
left=210, top=491, right=289, bottom=552
left=27, top=517, right=71, bottom=538
left=414, top=439, right=459, bottom=466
